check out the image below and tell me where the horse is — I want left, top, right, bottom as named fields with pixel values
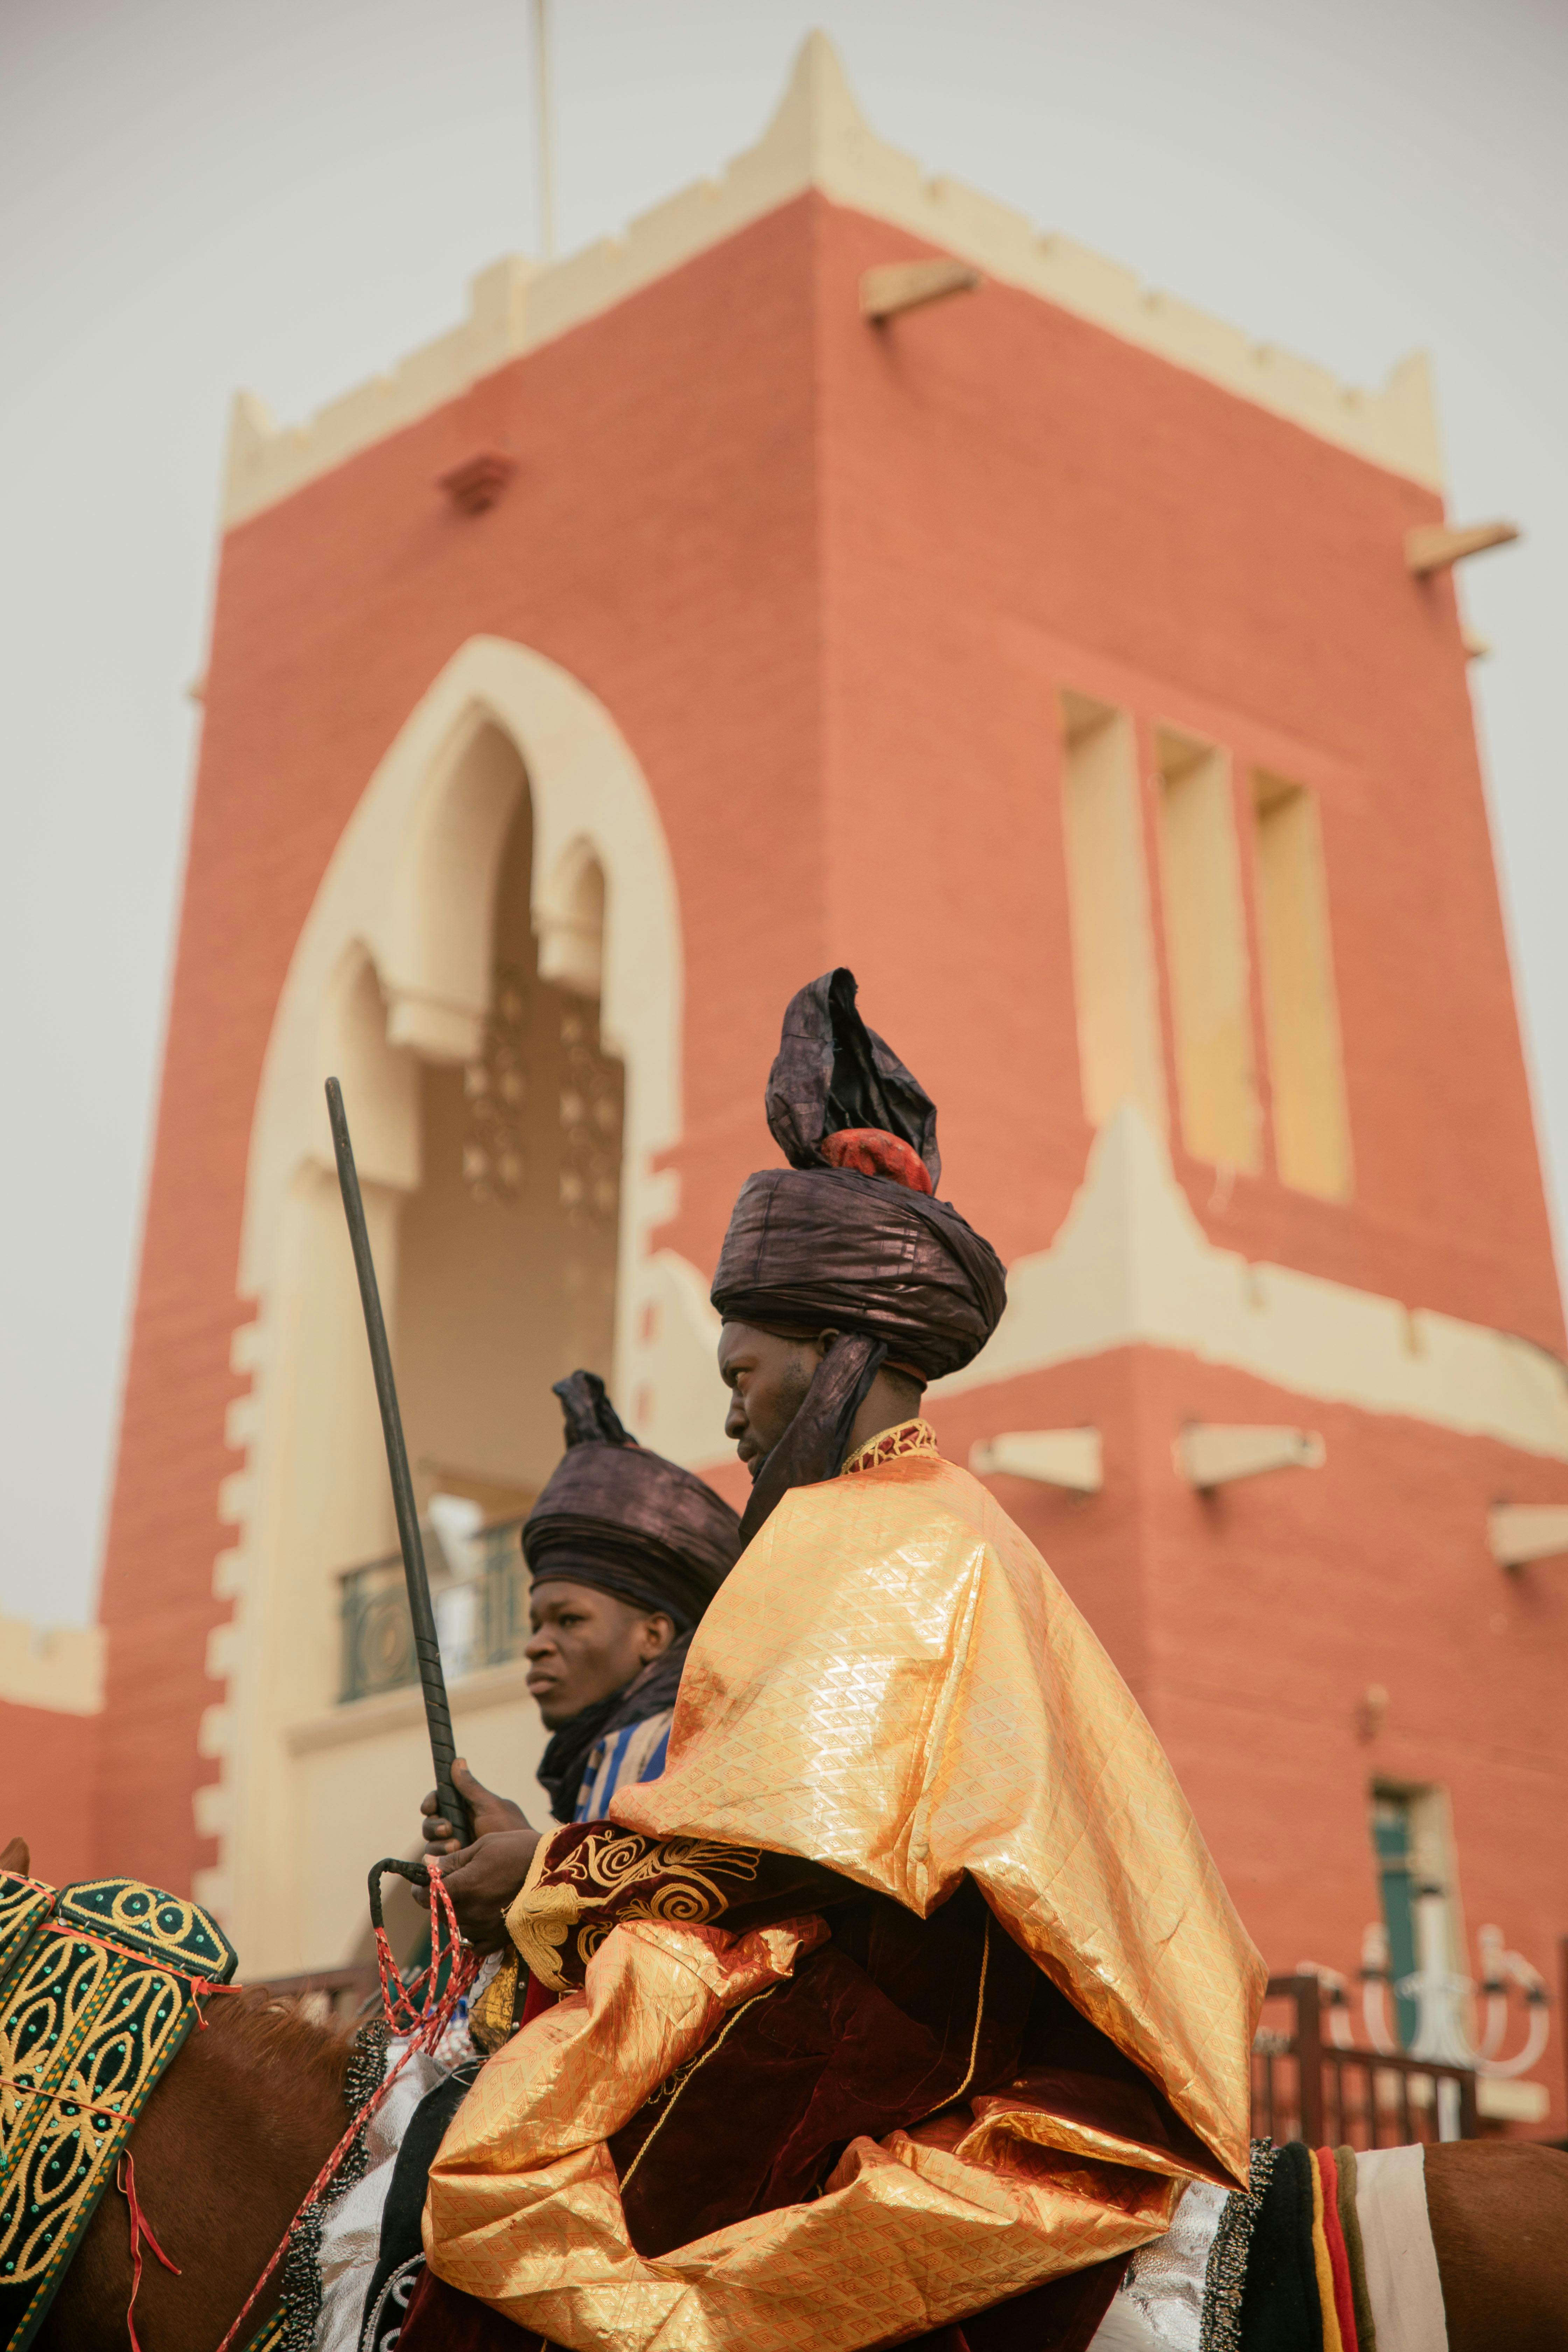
left=8, top=1843, right=1563, bottom=2352
left=35, top=1978, right=355, bottom=2352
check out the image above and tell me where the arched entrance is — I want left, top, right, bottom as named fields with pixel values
left=393, top=724, right=622, bottom=1520
left=206, top=640, right=682, bottom=1973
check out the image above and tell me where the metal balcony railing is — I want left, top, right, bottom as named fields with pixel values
left=1252, top=1973, right=1478, bottom=2147
left=338, top=1517, right=529, bottom=1704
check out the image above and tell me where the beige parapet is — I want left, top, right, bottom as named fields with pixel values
left=933, top=1106, right=1568, bottom=1465
left=223, top=33, right=1443, bottom=528
left=0, top=1614, right=104, bottom=1717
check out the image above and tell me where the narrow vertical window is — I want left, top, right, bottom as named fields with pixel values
left=1371, top=1785, right=1464, bottom=2055
left=1058, top=692, right=1166, bottom=1136
left=1154, top=729, right=1260, bottom=1173
left=1252, top=772, right=1353, bottom=1199
left=1371, top=1789, right=1421, bottom=2050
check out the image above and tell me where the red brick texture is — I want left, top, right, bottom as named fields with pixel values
left=0, top=1701, right=98, bottom=1887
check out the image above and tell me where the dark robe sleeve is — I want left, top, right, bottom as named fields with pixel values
left=608, top=1875, right=1039, bottom=2258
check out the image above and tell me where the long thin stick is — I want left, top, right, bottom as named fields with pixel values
left=325, top=1078, right=474, bottom=1850
left=532, top=0, right=556, bottom=260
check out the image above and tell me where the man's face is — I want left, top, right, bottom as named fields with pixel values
left=524, top=1582, right=674, bottom=1727
left=719, top=1321, right=823, bottom=1476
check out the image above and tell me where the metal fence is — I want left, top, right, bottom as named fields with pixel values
left=338, top=1517, right=530, bottom=1704
left=1253, top=1973, right=1478, bottom=2146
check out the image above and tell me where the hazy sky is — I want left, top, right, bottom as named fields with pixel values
left=3, top=0, right=1565, bottom=1625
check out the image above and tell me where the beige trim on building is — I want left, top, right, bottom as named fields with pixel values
left=1059, top=693, right=1168, bottom=1141
left=223, top=34, right=1443, bottom=527
left=203, top=634, right=684, bottom=1968
left=285, top=1657, right=536, bottom=1757
left=1154, top=729, right=1262, bottom=1176
left=0, top=1617, right=104, bottom=1717
left=287, top=1683, right=552, bottom=1974
left=1250, top=772, right=1354, bottom=1201
left=644, top=1105, right=1568, bottom=1472
left=937, top=1107, right=1568, bottom=1461
left=969, top=1430, right=1104, bottom=1494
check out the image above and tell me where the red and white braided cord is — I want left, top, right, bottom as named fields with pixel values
left=213, top=1867, right=476, bottom=2352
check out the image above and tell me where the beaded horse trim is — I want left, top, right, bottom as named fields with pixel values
left=270, top=2021, right=389, bottom=2352
left=0, top=1870, right=237, bottom=2351
left=1201, top=2137, right=1278, bottom=2352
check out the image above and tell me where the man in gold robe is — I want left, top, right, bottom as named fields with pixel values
left=416, top=972, right=1265, bottom=2352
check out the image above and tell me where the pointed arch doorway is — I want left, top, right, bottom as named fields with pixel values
left=210, top=639, right=683, bottom=1973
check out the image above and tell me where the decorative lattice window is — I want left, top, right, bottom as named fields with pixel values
left=462, top=963, right=530, bottom=1204
left=559, top=1001, right=622, bottom=1228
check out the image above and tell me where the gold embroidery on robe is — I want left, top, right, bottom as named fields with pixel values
left=469, top=1951, right=522, bottom=2055
left=507, top=1825, right=765, bottom=1993
left=428, top=1446, right=1264, bottom=2352
left=503, top=1849, right=583, bottom=1991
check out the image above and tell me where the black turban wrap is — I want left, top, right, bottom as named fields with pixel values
left=524, top=1371, right=742, bottom=1630
left=526, top=1371, right=744, bottom=1819
left=712, top=970, right=1006, bottom=1542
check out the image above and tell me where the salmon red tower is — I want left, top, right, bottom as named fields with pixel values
left=12, top=37, right=1561, bottom=2130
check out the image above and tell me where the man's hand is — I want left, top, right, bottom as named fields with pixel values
left=419, top=1758, right=528, bottom=1857
left=413, top=1760, right=540, bottom=1952
left=421, top=1827, right=541, bottom=1954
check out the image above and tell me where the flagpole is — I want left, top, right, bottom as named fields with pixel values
left=532, top=0, right=556, bottom=260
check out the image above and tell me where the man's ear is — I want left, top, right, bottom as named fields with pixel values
left=641, top=1612, right=677, bottom=1661
left=812, top=1328, right=840, bottom=1360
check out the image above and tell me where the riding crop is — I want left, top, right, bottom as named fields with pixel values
left=325, top=1076, right=475, bottom=1851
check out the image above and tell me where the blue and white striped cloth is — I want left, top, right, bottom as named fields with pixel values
left=572, top=1708, right=674, bottom=1822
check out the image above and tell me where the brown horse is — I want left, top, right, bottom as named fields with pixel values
left=9, top=1844, right=1563, bottom=2352
left=35, top=1982, right=353, bottom=2352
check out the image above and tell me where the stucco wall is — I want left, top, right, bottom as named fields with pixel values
left=0, top=1699, right=98, bottom=1886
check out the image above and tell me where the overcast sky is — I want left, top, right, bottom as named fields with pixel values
left=3, top=0, right=1565, bottom=1626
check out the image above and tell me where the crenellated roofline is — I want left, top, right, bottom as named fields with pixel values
left=223, top=31, right=1444, bottom=527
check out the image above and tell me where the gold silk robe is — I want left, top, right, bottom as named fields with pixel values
left=426, top=1427, right=1265, bottom=2352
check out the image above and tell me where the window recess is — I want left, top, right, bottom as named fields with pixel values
left=1153, top=728, right=1261, bottom=1175
left=1251, top=772, right=1353, bottom=1200
left=1058, top=691, right=1166, bottom=1138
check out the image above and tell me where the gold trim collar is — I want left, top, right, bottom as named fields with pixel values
left=841, top=1420, right=939, bottom=1476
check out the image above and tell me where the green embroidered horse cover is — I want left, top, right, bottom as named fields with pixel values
left=0, top=1868, right=237, bottom=2348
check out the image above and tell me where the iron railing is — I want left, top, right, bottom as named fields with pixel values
left=1252, top=1973, right=1478, bottom=2146
left=338, top=1517, right=529, bottom=1704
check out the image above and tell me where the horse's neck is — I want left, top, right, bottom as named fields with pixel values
left=191, top=1992, right=357, bottom=2176
left=40, top=1997, right=354, bottom=2352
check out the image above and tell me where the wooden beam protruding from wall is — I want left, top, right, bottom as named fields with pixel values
left=970, top=1429, right=1102, bottom=1493
left=1176, top=1423, right=1325, bottom=1492
left=1406, top=520, right=1520, bottom=576
left=861, top=257, right=981, bottom=323
left=1488, top=1503, right=1568, bottom=1569
left=438, top=450, right=516, bottom=514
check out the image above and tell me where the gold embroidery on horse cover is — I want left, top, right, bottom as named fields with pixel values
left=0, top=1871, right=237, bottom=2348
